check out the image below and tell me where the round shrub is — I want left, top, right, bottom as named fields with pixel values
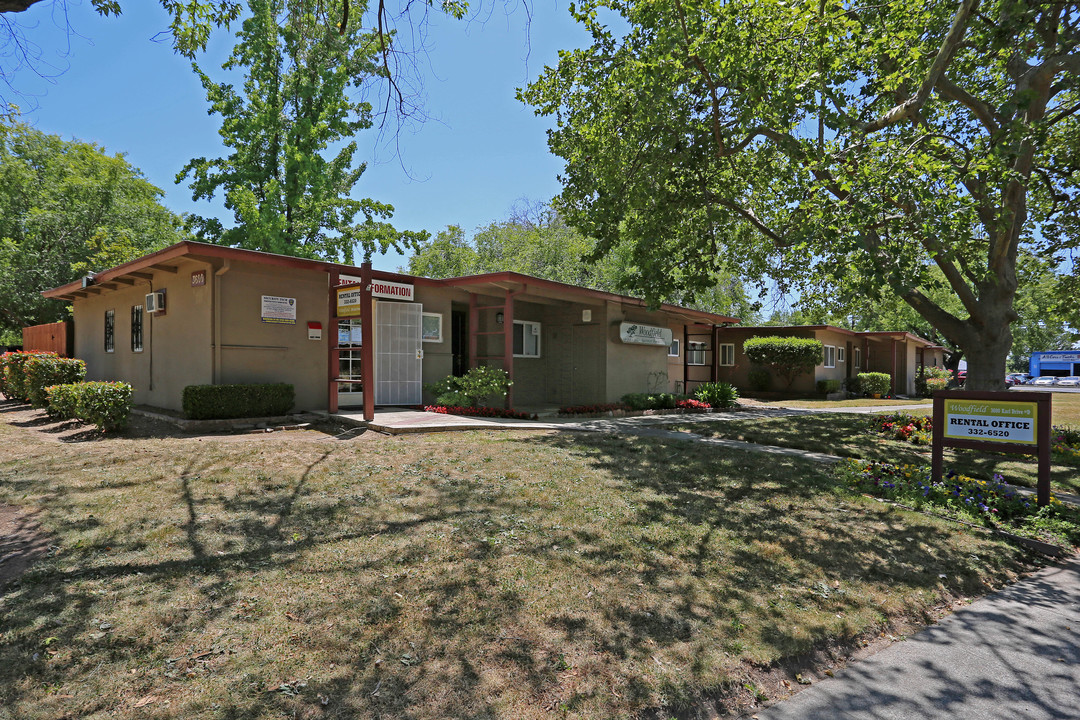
left=25, top=355, right=86, bottom=408
left=858, top=372, right=892, bottom=396
left=748, top=367, right=772, bottom=392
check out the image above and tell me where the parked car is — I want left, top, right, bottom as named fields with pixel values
left=1057, top=376, right=1080, bottom=387
left=1033, top=376, right=1060, bottom=386
left=956, top=370, right=967, bottom=386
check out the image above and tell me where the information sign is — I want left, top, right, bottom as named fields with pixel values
left=261, top=296, right=296, bottom=325
left=337, top=286, right=364, bottom=317
left=932, top=390, right=1051, bottom=506
left=943, top=399, right=1038, bottom=445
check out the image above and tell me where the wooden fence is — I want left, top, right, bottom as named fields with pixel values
left=21, top=321, right=73, bottom=356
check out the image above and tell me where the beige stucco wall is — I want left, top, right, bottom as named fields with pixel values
left=216, top=260, right=329, bottom=412
left=813, top=329, right=856, bottom=389
left=412, top=287, right=456, bottom=393
left=605, top=302, right=678, bottom=401
left=71, top=257, right=215, bottom=410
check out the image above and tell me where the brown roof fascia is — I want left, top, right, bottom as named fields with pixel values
left=43, top=241, right=441, bottom=299
left=440, top=272, right=739, bottom=325
left=858, top=330, right=937, bottom=346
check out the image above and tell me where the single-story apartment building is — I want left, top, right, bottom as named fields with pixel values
left=42, top=241, right=741, bottom=418
left=713, top=325, right=946, bottom=396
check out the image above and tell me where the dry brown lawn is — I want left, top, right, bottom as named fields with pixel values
left=0, top=402, right=1041, bottom=719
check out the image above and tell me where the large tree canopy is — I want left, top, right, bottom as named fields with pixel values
left=523, top=0, right=1080, bottom=390
left=177, top=0, right=426, bottom=262
left=0, top=118, right=186, bottom=341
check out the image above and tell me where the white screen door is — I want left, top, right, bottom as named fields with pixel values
left=375, top=301, right=423, bottom=405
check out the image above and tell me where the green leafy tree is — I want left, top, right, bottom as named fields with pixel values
left=524, top=0, right=1080, bottom=391
left=742, top=336, right=823, bottom=389
left=0, top=118, right=186, bottom=338
left=408, top=203, right=762, bottom=320
left=178, top=0, right=425, bottom=262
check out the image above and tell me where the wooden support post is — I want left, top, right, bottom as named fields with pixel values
left=360, top=262, right=375, bottom=422
left=711, top=325, right=719, bottom=384
left=503, top=290, right=514, bottom=409
left=468, top=293, right=479, bottom=370
left=328, top=269, right=339, bottom=415
left=683, top=326, right=689, bottom=394
left=891, top=339, right=898, bottom=396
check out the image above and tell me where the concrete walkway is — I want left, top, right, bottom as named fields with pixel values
left=748, top=556, right=1080, bottom=720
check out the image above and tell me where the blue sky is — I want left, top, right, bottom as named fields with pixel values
left=10, top=0, right=590, bottom=272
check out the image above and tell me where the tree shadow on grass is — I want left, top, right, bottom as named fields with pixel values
left=0, top=427, right=1045, bottom=720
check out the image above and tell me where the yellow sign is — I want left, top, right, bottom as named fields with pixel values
left=943, top=399, right=1038, bottom=445
left=336, top=286, right=364, bottom=318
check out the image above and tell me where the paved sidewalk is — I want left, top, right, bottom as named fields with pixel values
left=748, top=556, right=1080, bottom=720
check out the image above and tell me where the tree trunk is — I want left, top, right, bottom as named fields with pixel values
left=954, top=306, right=1013, bottom=393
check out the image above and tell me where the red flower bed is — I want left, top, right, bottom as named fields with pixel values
left=424, top=405, right=538, bottom=420
left=675, top=398, right=711, bottom=410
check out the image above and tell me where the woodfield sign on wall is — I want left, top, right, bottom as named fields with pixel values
left=932, top=390, right=1052, bottom=505
left=619, top=322, right=672, bottom=347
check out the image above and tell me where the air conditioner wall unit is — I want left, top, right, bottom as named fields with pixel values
left=145, top=292, right=165, bottom=313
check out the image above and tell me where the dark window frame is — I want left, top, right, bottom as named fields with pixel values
left=131, top=304, right=144, bottom=352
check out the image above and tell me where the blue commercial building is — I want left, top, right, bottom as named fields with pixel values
left=1029, top=349, right=1080, bottom=377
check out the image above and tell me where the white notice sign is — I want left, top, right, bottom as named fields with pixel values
left=261, top=296, right=296, bottom=325
left=619, top=322, right=673, bottom=347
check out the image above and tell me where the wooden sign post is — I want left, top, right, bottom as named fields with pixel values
left=931, top=390, right=1053, bottom=506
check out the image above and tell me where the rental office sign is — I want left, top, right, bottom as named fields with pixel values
left=932, top=390, right=1052, bottom=505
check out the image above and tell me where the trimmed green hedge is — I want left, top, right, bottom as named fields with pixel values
left=182, top=383, right=296, bottom=420
left=858, top=372, right=892, bottom=396
left=25, top=355, right=86, bottom=408
left=45, top=381, right=133, bottom=432
left=816, top=379, right=843, bottom=394
left=743, top=336, right=823, bottom=388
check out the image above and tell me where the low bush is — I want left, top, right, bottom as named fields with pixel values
left=76, top=381, right=133, bottom=432
left=675, top=398, right=710, bottom=410
left=424, top=366, right=510, bottom=408
left=1, top=350, right=57, bottom=402
left=747, top=367, right=772, bottom=392
left=182, top=383, right=295, bottom=420
left=694, top=381, right=739, bottom=408
left=815, top=379, right=843, bottom=395
left=25, top=355, right=86, bottom=408
left=424, top=405, right=536, bottom=420
left=558, top=403, right=629, bottom=415
left=43, top=381, right=133, bottom=432
left=915, top=366, right=952, bottom=397
left=858, top=372, right=891, bottom=396
left=621, top=392, right=682, bottom=410
left=45, top=383, right=81, bottom=420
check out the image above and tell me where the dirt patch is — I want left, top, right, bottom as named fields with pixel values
left=0, top=504, right=50, bottom=596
